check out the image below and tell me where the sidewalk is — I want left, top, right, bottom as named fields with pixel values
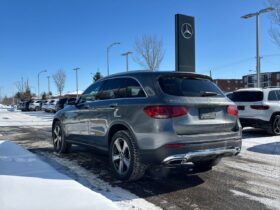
left=0, top=140, right=119, bottom=210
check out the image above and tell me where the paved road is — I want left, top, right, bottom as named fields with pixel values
left=1, top=111, right=279, bottom=210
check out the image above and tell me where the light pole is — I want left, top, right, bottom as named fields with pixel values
left=107, top=42, right=120, bottom=76
left=121, top=51, right=133, bottom=72
left=47, top=76, right=50, bottom=94
left=241, top=7, right=275, bottom=88
left=73, top=67, right=80, bottom=98
left=38, top=70, right=47, bottom=98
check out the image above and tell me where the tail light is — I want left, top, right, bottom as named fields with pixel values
left=227, top=105, right=238, bottom=116
left=250, top=105, right=270, bottom=110
left=144, top=105, right=188, bottom=119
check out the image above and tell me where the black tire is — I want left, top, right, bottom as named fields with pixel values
left=35, top=106, right=40, bottom=111
left=109, top=130, right=147, bottom=181
left=52, top=121, right=72, bottom=154
left=193, top=158, right=221, bottom=171
left=267, top=115, right=280, bottom=136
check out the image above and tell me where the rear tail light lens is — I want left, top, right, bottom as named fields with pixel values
left=250, top=105, right=270, bottom=110
left=227, top=105, right=238, bottom=116
left=144, top=105, right=188, bottom=118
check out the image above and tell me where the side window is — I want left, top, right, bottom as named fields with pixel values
left=97, top=78, right=126, bottom=100
left=80, top=81, right=102, bottom=103
left=126, top=78, right=146, bottom=98
left=268, top=91, right=278, bottom=101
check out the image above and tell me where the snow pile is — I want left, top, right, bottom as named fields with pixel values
left=0, top=110, right=52, bottom=127
left=0, top=140, right=119, bottom=210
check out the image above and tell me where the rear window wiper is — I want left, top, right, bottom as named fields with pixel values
left=200, top=91, right=218, bottom=97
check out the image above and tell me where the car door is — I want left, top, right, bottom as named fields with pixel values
left=87, top=78, right=127, bottom=147
left=64, top=81, right=103, bottom=143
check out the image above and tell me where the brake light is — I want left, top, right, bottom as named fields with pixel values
left=144, top=105, right=188, bottom=118
left=227, top=105, right=238, bottom=116
left=250, top=105, right=270, bottom=110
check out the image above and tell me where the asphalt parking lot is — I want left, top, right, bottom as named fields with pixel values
left=0, top=110, right=279, bottom=210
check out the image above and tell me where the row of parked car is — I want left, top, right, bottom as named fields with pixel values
left=17, top=97, right=76, bottom=113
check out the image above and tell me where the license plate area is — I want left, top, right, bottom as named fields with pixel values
left=199, top=108, right=216, bottom=119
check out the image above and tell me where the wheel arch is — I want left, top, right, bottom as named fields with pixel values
left=107, top=121, right=138, bottom=148
left=270, top=112, right=280, bottom=122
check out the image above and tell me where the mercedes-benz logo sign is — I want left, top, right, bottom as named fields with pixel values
left=181, top=23, right=193, bottom=39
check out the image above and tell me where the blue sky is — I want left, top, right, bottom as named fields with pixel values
left=0, top=0, right=279, bottom=97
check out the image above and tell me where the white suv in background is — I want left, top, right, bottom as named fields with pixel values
left=230, top=88, right=280, bottom=135
left=29, top=100, right=42, bottom=111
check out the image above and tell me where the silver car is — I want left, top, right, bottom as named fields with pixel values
left=52, top=71, right=242, bottom=181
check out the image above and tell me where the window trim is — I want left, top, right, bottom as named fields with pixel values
left=96, top=76, right=148, bottom=100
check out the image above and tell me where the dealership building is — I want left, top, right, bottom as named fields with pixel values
left=214, top=71, right=280, bottom=92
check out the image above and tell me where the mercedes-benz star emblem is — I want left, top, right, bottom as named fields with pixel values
left=181, top=23, right=193, bottom=39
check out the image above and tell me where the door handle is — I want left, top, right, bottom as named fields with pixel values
left=109, top=103, right=118, bottom=108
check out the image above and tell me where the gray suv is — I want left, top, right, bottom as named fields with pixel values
left=52, top=71, right=242, bottom=181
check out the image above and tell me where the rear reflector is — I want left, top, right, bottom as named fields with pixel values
left=227, top=105, right=238, bottom=116
left=165, top=143, right=186, bottom=149
left=144, top=105, right=188, bottom=118
left=250, top=105, right=270, bottom=110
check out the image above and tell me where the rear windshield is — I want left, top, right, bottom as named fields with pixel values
left=158, top=76, right=223, bottom=97
left=231, top=91, right=263, bottom=102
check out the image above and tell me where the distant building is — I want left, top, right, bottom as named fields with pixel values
left=243, top=72, right=280, bottom=88
left=213, top=79, right=244, bottom=92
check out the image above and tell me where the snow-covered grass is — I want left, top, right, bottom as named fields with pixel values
left=0, top=140, right=119, bottom=210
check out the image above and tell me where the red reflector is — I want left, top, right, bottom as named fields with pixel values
left=250, top=105, right=270, bottom=110
left=227, top=105, right=238, bottom=116
left=144, top=105, right=188, bottom=118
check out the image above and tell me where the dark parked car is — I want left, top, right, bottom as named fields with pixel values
left=52, top=71, right=242, bottom=181
left=55, top=97, right=76, bottom=112
left=18, top=101, right=31, bottom=111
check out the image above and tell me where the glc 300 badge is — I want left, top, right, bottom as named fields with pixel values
left=181, top=23, right=193, bottom=39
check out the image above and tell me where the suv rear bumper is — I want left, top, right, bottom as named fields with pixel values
left=139, top=137, right=242, bottom=165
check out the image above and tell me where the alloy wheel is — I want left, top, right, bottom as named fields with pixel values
left=112, top=137, right=131, bottom=175
left=273, top=117, right=280, bottom=135
left=53, top=124, right=62, bottom=150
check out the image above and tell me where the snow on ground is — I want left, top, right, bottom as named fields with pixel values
left=0, top=109, right=161, bottom=210
left=0, top=140, right=119, bottom=210
left=0, top=109, right=52, bottom=127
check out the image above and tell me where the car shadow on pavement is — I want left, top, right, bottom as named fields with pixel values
left=242, top=128, right=271, bottom=139
left=247, top=142, right=280, bottom=155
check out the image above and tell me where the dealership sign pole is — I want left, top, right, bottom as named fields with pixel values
left=175, top=14, right=195, bottom=72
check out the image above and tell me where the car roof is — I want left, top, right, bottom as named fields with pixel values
left=100, top=70, right=212, bottom=81
left=234, top=88, right=263, bottom=92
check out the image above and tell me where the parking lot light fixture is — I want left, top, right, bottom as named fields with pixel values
left=38, top=70, right=47, bottom=98
left=107, top=42, right=120, bottom=76
left=121, top=51, right=133, bottom=72
left=73, top=67, right=80, bottom=98
left=241, top=7, right=275, bottom=88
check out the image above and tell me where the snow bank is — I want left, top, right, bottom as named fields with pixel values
left=0, top=140, right=119, bottom=210
left=0, top=110, right=52, bottom=127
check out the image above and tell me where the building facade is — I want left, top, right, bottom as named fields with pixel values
left=242, top=72, right=280, bottom=88
left=214, top=79, right=244, bottom=92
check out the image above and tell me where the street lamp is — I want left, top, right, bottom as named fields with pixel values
left=107, top=42, right=120, bottom=76
left=38, top=70, right=47, bottom=98
left=241, top=7, right=275, bottom=88
left=46, top=76, right=50, bottom=94
left=73, top=67, right=80, bottom=98
left=121, top=51, right=133, bottom=72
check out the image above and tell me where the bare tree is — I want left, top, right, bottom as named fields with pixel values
left=53, top=69, right=66, bottom=96
left=134, top=35, right=164, bottom=71
left=268, top=0, right=280, bottom=47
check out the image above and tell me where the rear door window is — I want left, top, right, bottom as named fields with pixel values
left=158, top=76, right=223, bottom=97
left=268, top=91, right=278, bottom=101
left=231, top=91, right=263, bottom=102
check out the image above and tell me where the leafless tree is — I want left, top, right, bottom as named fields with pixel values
left=268, top=0, right=280, bottom=47
left=134, top=35, right=164, bottom=71
left=53, top=69, right=66, bottom=96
